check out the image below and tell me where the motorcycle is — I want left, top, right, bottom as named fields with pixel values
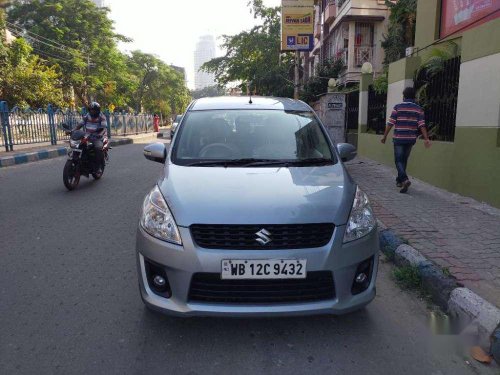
left=61, top=123, right=110, bottom=191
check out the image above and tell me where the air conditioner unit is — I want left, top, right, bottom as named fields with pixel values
left=405, top=46, right=415, bottom=57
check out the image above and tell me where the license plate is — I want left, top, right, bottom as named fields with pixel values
left=221, top=259, right=307, bottom=280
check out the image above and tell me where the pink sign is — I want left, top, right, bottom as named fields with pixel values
left=441, top=0, right=500, bottom=37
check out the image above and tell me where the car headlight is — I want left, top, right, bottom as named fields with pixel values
left=140, top=185, right=182, bottom=245
left=343, top=187, right=376, bottom=243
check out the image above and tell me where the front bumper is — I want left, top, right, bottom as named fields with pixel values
left=136, top=225, right=379, bottom=317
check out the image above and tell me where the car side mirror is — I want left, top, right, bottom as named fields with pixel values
left=144, top=143, right=166, bottom=164
left=336, top=143, right=357, bottom=162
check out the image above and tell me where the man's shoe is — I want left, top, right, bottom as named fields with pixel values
left=400, top=180, right=411, bottom=193
left=396, top=182, right=403, bottom=188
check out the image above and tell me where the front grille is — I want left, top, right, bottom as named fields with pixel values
left=188, top=271, right=335, bottom=304
left=190, top=223, right=334, bottom=250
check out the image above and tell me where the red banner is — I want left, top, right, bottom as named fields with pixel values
left=441, top=0, right=500, bottom=38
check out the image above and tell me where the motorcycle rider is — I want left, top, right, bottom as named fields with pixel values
left=75, top=102, right=107, bottom=170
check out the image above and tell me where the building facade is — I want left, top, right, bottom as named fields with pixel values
left=306, top=0, right=390, bottom=84
left=357, top=0, right=500, bottom=208
left=92, top=0, right=106, bottom=8
left=194, top=35, right=216, bottom=90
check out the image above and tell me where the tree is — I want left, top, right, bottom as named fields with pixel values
left=381, top=0, right=417, bottom=65
left=201, top=0, right=294, bottom=97
left=0, top=38, right=64, bottom=108
left=8, top=0, right=129, bottom=105
left=300, top=58, right=345, bottom=104
left=191, top=85, right=226, bottom=99
left=125, top=51, right=190, bottom=117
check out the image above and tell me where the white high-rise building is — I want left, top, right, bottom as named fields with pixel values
left=194, top=35, right=216, bottom=90
left=92, top=0, right=106, bottom=7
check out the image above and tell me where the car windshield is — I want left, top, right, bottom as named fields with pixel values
left=172, top=109, right=335, bottom=167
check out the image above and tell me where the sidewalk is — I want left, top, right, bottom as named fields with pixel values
left=0, top=133, right=161, bottom=168
left=346, top=158, right=500, bottom=308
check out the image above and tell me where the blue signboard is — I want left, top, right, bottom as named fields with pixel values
left=285, top=34, right=314, bottom=51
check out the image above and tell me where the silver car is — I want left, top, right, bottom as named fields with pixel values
left=137, top=96, right=379, bottom=317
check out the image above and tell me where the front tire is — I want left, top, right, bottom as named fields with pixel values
left=92, top=162, right=105, bottom=180
left=63, top=160, right=80, bottom=191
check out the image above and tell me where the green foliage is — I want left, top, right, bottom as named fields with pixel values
left=373, top=73, right=388, bottom=94
left=202, top=0, right=294, bottom=98
left=392, top=265, right=422, bottom=290
left=4, top=0, right=189, bottom=116
left=191, top=85, right=226, bottom=99
left=0, top=5, right=8, bottom=62
left=300, top=58, right=345, bottom=104
left=125, top=51, right=190, bottom=117
left=414, top=42, right=459, bottom=107
left=8, top=0, right=129, bottom=105
left=381, top=0, right=417, bottom=65
left=0, top=38, right=64, bottom=108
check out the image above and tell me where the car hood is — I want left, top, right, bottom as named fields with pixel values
left=158, top=163, right=356, bottom=227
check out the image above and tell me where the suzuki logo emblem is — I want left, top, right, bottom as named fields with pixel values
left=255, top=229, right=272, bottom=245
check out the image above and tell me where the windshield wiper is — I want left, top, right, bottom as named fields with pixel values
left=186, top=158, right=277, bottom=167
left=185, top=158, right=334, bottom=167
left=287, top=158, right=334, bottom=166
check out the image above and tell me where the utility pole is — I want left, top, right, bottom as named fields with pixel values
left=294, top=50, right=300, bottom=100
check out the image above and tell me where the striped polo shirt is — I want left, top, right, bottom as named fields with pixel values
left=387, top=100, right=426, bottom=145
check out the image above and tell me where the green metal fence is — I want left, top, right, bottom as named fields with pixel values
left=0, top=101, right=158, bottom=152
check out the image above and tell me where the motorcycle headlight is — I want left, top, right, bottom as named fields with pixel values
left=140, top=185, right=182, bottom=245
left=343, top=187, right=376, bottom=243
left=70, top=139, right=80, bottom=148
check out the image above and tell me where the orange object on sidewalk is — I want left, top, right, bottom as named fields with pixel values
left=153, top=114, right=160, bottom=132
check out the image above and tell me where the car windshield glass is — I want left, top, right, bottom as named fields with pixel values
left=172, top=109, right=334, bottom=166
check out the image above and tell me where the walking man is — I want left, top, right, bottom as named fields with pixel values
left=381, top=87, right=431, bottom=193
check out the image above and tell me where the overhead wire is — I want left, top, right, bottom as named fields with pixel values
left=5, top=21, right=90, bottom=64
left=5, top=21, right=76, bottom=51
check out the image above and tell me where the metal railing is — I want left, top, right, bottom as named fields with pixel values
left=108, top=112, right=155, bottom=137
left=367, top=85, right=387, bottom=134
left=413, top=56, right=461, bottom=142
left=354, top=45, right=374, bottom=67
left=0, top=101, right=158, bottom=152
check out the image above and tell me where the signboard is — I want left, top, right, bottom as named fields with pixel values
left=328, top=102, right=344, bottom=110
left=281, top=1, right=315, bottom=51
left=441, top=0, right=500, bottom=38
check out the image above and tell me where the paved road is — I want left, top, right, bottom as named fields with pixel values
left=0, top=143, right=495, bottom=375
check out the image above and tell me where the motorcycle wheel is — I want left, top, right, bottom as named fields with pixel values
left=92, top=162, right=105, bottom=180
left=63, top=160, right=80, bottom=191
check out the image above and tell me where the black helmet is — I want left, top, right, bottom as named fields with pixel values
left=89, top=102, right=101, bottom=118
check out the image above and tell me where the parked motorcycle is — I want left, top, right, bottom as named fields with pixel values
left=61, top=123, right=110, bottom=191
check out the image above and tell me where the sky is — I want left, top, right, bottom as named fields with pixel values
left=106, top=0, right=282, bottom=90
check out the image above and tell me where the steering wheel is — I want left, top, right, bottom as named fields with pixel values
left=198, top=143, right=237, bottom=158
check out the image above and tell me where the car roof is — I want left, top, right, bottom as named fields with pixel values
left=189, top=96, right=312, bottom=112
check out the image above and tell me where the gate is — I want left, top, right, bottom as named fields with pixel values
left=367, top=86, right=387, bottom=134
left=344, top=91, right=359, bottom=146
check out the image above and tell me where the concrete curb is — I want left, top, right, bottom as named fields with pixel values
left=0, top=147, right=67, bottom=168
left=0, top=135, right=154, bottom=169
left=380, top=229, right=500, bottom=360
